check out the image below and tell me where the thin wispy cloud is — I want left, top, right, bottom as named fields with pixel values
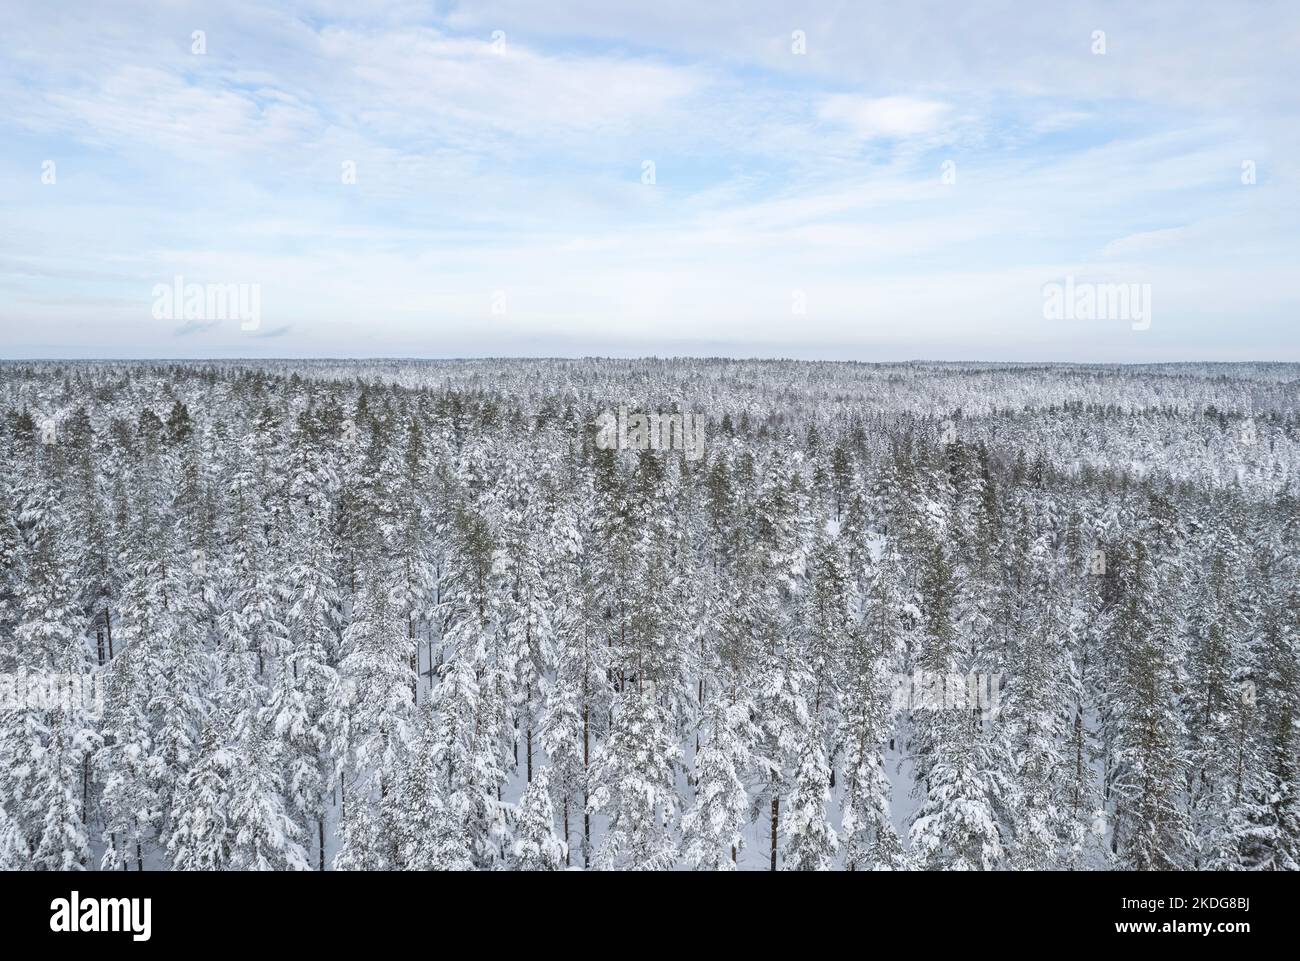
left=816, top=96, right=951, bottom=140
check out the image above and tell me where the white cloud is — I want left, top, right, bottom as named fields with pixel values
left=38, top=66, right=320, bottom=157
left=1102, top=226, right=1196, bottom=257
left=816, top=95, right=950, bottom=140
left=316, top=27, right=705, bottom=148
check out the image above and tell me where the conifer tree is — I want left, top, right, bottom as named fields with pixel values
left=168, top=725, right=233, bottom=871
left=840, top=600, right=905, bottom=870
left=681, top=699, right=753, bottom=870
left=1107, top=541, right=1192, bottom=870
left=32, top=715, right=91, bottom=870
left=511, top=767, right=566, bottom=870
left=783, top=717, right=838, bottom=870
left=589, top=687, right=680, bottom=870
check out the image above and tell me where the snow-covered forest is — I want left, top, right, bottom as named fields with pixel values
left=1, top=358, right=1298, bottom=871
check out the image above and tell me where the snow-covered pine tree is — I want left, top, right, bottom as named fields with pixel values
left=539, top=593, right=600, bottom=867
left=227, top=722, right=310, bottom=871
left=1106, top=540, right=1192, bottom=870
left=99, top=495, right=171, bottom=871
left=589, top=685, right=681, bottom=870
left=782, top=715, right=838, bottom=870
left=332, top=561, right=416, bottom=865
left=0, top=795, right=26, bottom=870
left=274, top=481, right=342, bottom=870
left=680, top=699, right=753, bottom=870
left=167, top=723, right=233, bottom=870
left=32, top=714, right=91, bottom=870
left=840, top=574, right=905, bottom=871
left=909, top=537, right=1008, bottom=870
left=511, top=766, right=566, bottom=869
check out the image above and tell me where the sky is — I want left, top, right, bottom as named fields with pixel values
left=1, top=0, right=1298, bottom=362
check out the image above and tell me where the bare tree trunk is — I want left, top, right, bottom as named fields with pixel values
left=583, top=702, right=591, bottom=868
left=81, top=755, right=90, bottom=861
left=563, top=796, right=571, bottom=867
left=429, top=573, right=440, bottom=692
left=409, top=615, right=418, bottom=702
left=1073, top=708, right=1084, bottom=814
left=696, top=675, right=704, bottom=761
left=769, top=774, right=780, bottom=871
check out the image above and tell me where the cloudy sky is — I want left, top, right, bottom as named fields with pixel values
left=1, top=1, right=1297, bottom=360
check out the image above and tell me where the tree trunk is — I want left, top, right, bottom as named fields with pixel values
left=563, top=796, right=571, bottom=867
left=81, top=755, right=90, bottom=848
left=409, top=616, right=418, bottom=702
left=583, top=702, right=591, bottom=868
left=769, top=779, right=780, bottom=871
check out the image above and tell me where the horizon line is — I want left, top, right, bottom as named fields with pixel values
left=3, top=356, right=1298, bottom=367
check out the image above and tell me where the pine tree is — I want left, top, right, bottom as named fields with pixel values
left=539, top=630, right=590, bottom=867
left=98, top=511, right=169, bottom=870
left=589, top=687, right=680, bottom=870
left=385, top=699, right=470, bottom=870
left=429, top=651, right=508, bottom=868
left=840, top=589, right=905, bottom=870
left=32, top=715, right=91, bottom=870
left=511, top=767, right=566, bottom=869
left=1245, top=554, right=1300, bottom=869
left=1107, top=541, right=1192, bottom=870
left=783, top=717, right=838, bottom=870
left=227, top=724, right=310, bottom=870
left=909, top=538, right=1008, bottom=870
left=755, top=644, right=811, bottom=871
left=1006, top=609, right=1076, bottom=869
left=0, top=797, right=26, bottom=870
left=337, top=564, right=415, bottom=807
left=803, top=533, right=850, bottom=744
left=681, top=700, right=753, bottom=870
left=274, top=498, right=342, bottom=870
left=168, top=725, right=233, bottom=871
